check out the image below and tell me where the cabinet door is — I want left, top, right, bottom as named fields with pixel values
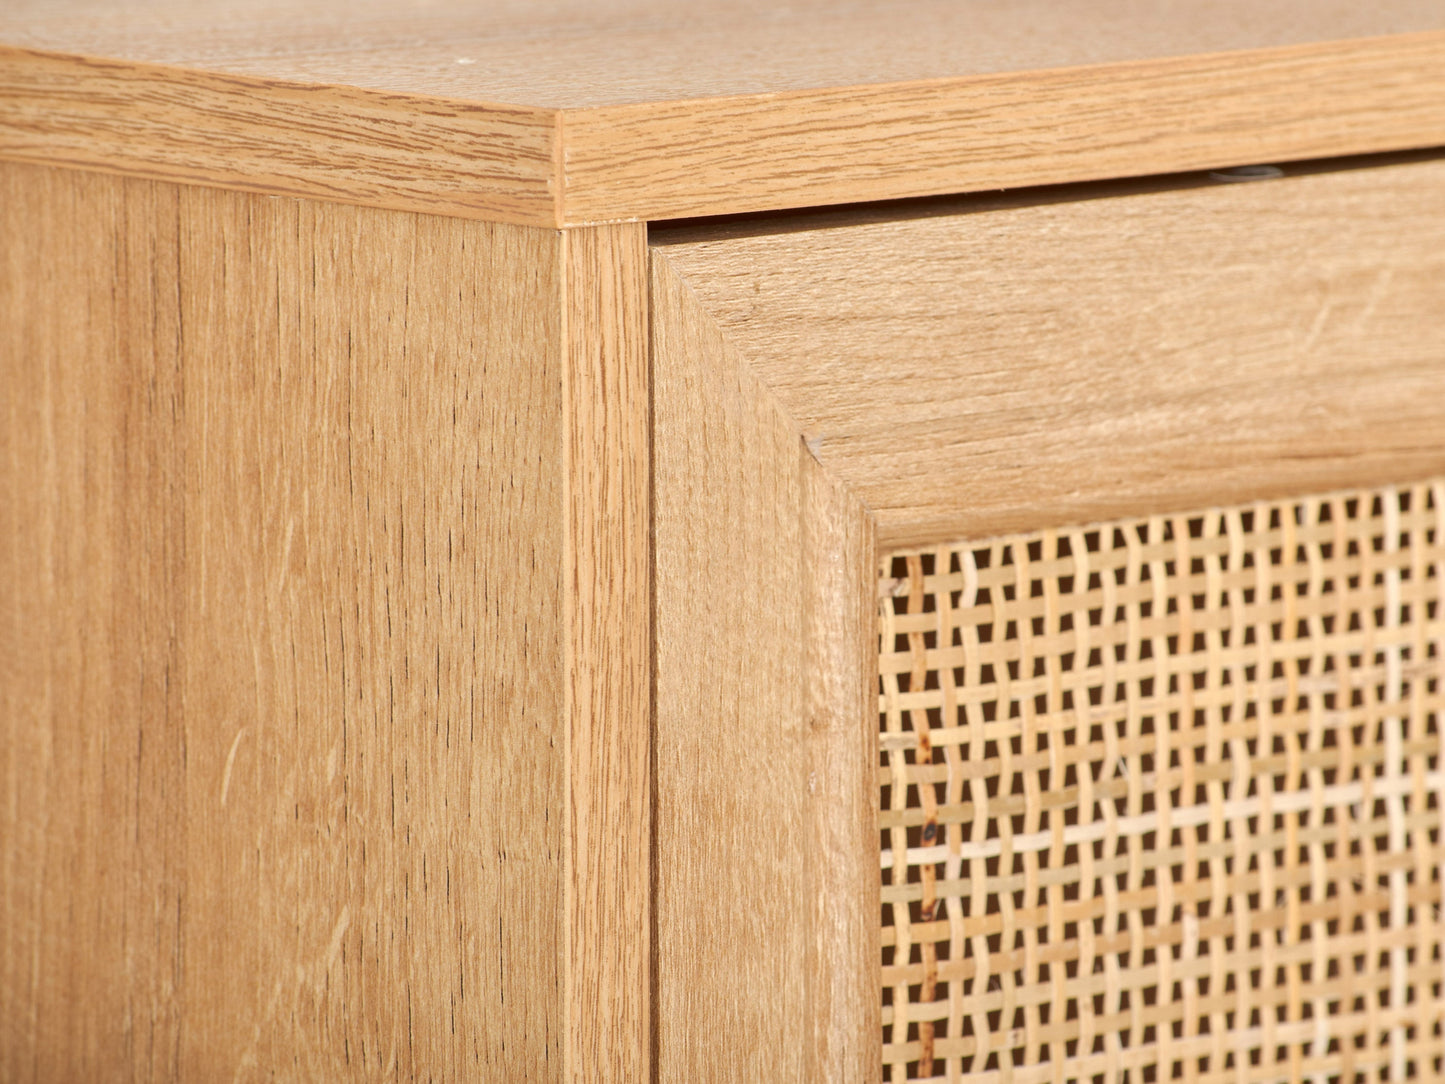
left=650, top=152, right=1445, bottom=1082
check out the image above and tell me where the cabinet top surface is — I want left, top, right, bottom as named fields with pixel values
left=2, top=0, right=1439, bottom=108
left=3, top=0, right=1444, bottom=225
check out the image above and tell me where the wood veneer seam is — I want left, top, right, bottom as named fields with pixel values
left=650, top=247, right=876, bottom=517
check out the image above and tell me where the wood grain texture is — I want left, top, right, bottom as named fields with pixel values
left=651, top=252, right=878, bottom=1081
left=803, top=459, right=883, bottom=1081
left=0, top=155, right=186, bottom=1084
left=562, top=223, right=652, bottom=1082
left=0, top=161, right=569, bottom=1080
left=5, top=0, right=1441, bottom=107
left=655, top=155, right=1445, bottom=548
left=562, top=32, right=1445, bottom=223
left=0, top=48, right=559, bottom=226
left=3, top=1, right=1445, bottom=224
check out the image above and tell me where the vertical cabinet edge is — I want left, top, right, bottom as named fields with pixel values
left=562, top=222, right=654, bottom=1082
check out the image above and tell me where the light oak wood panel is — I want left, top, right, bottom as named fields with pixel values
left=4, top=2, right=1445, bottom=224
left=651, top=253, right=878, bottom=1081
left=802, top=459, right=883, bottom=1083
left=562, top=223, right=652, bottom=1082
left=3, top=0, right=1440, bottom=108
left=562, top=33, right=1445, bottom=223
left=1, top=162, right=572, bottom=1080
left=655, top=156, right=1445, bottom=548
left=1, top=155, right=187, bottom=1084
left=176, top=182, right=567, bottom=1081
left=0, top=49, right=558, bottom=225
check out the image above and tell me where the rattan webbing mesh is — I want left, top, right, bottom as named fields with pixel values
left=879, top=481, right=1445, bottom=1083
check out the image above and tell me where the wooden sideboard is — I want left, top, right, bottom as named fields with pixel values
left=4, top=4, right=1445, bottom=1081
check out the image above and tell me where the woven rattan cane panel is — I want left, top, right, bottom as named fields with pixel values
left=878, top=481, right=1445, bottom=1084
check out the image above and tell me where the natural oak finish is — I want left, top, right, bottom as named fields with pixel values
left=648, top=156, right=1445, bottom=1076
left=0, top=49, right=559, bottom=224
left=3, top=1, right=1445, bottom=224
left=8, top=0, right=1441, bottom=104
left=0, top=162, right=650, bottom=1082
left=650, top=252, right=879, bottom=1081
left=8, top=6, right=1445, bottom=1074
left=2, top=160, right=190, bottom=1083
left=656, top=155, right=1445, bottom=549
left=561, top=33, right=1445, bottom=225
left=562, top=223, right=652, bottom=1083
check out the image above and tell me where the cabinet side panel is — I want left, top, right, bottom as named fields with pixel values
left=652, top=252, right=877, bottom=1081
left=0, top=161, right=567, bottom=1081
left=0, top=157, right=187, bottom=1084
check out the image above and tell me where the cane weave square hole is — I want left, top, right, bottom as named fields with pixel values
left=878, top=481, right=1445, bottom=1084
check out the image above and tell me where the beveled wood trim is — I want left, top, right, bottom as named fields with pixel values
left=803, top=461, right=883, bottom=1080
left=651, top=251, right=879, bottom=1081
left=656, top=154, right=1445, bottom=548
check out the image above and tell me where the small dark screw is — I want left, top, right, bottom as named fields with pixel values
left=1208, top=164, right=1285, bottom=184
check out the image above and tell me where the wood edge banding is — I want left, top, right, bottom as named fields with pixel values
left=563, top=222, right=653, bottom=1081
left=5, top=31, right=1445, bottom=225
